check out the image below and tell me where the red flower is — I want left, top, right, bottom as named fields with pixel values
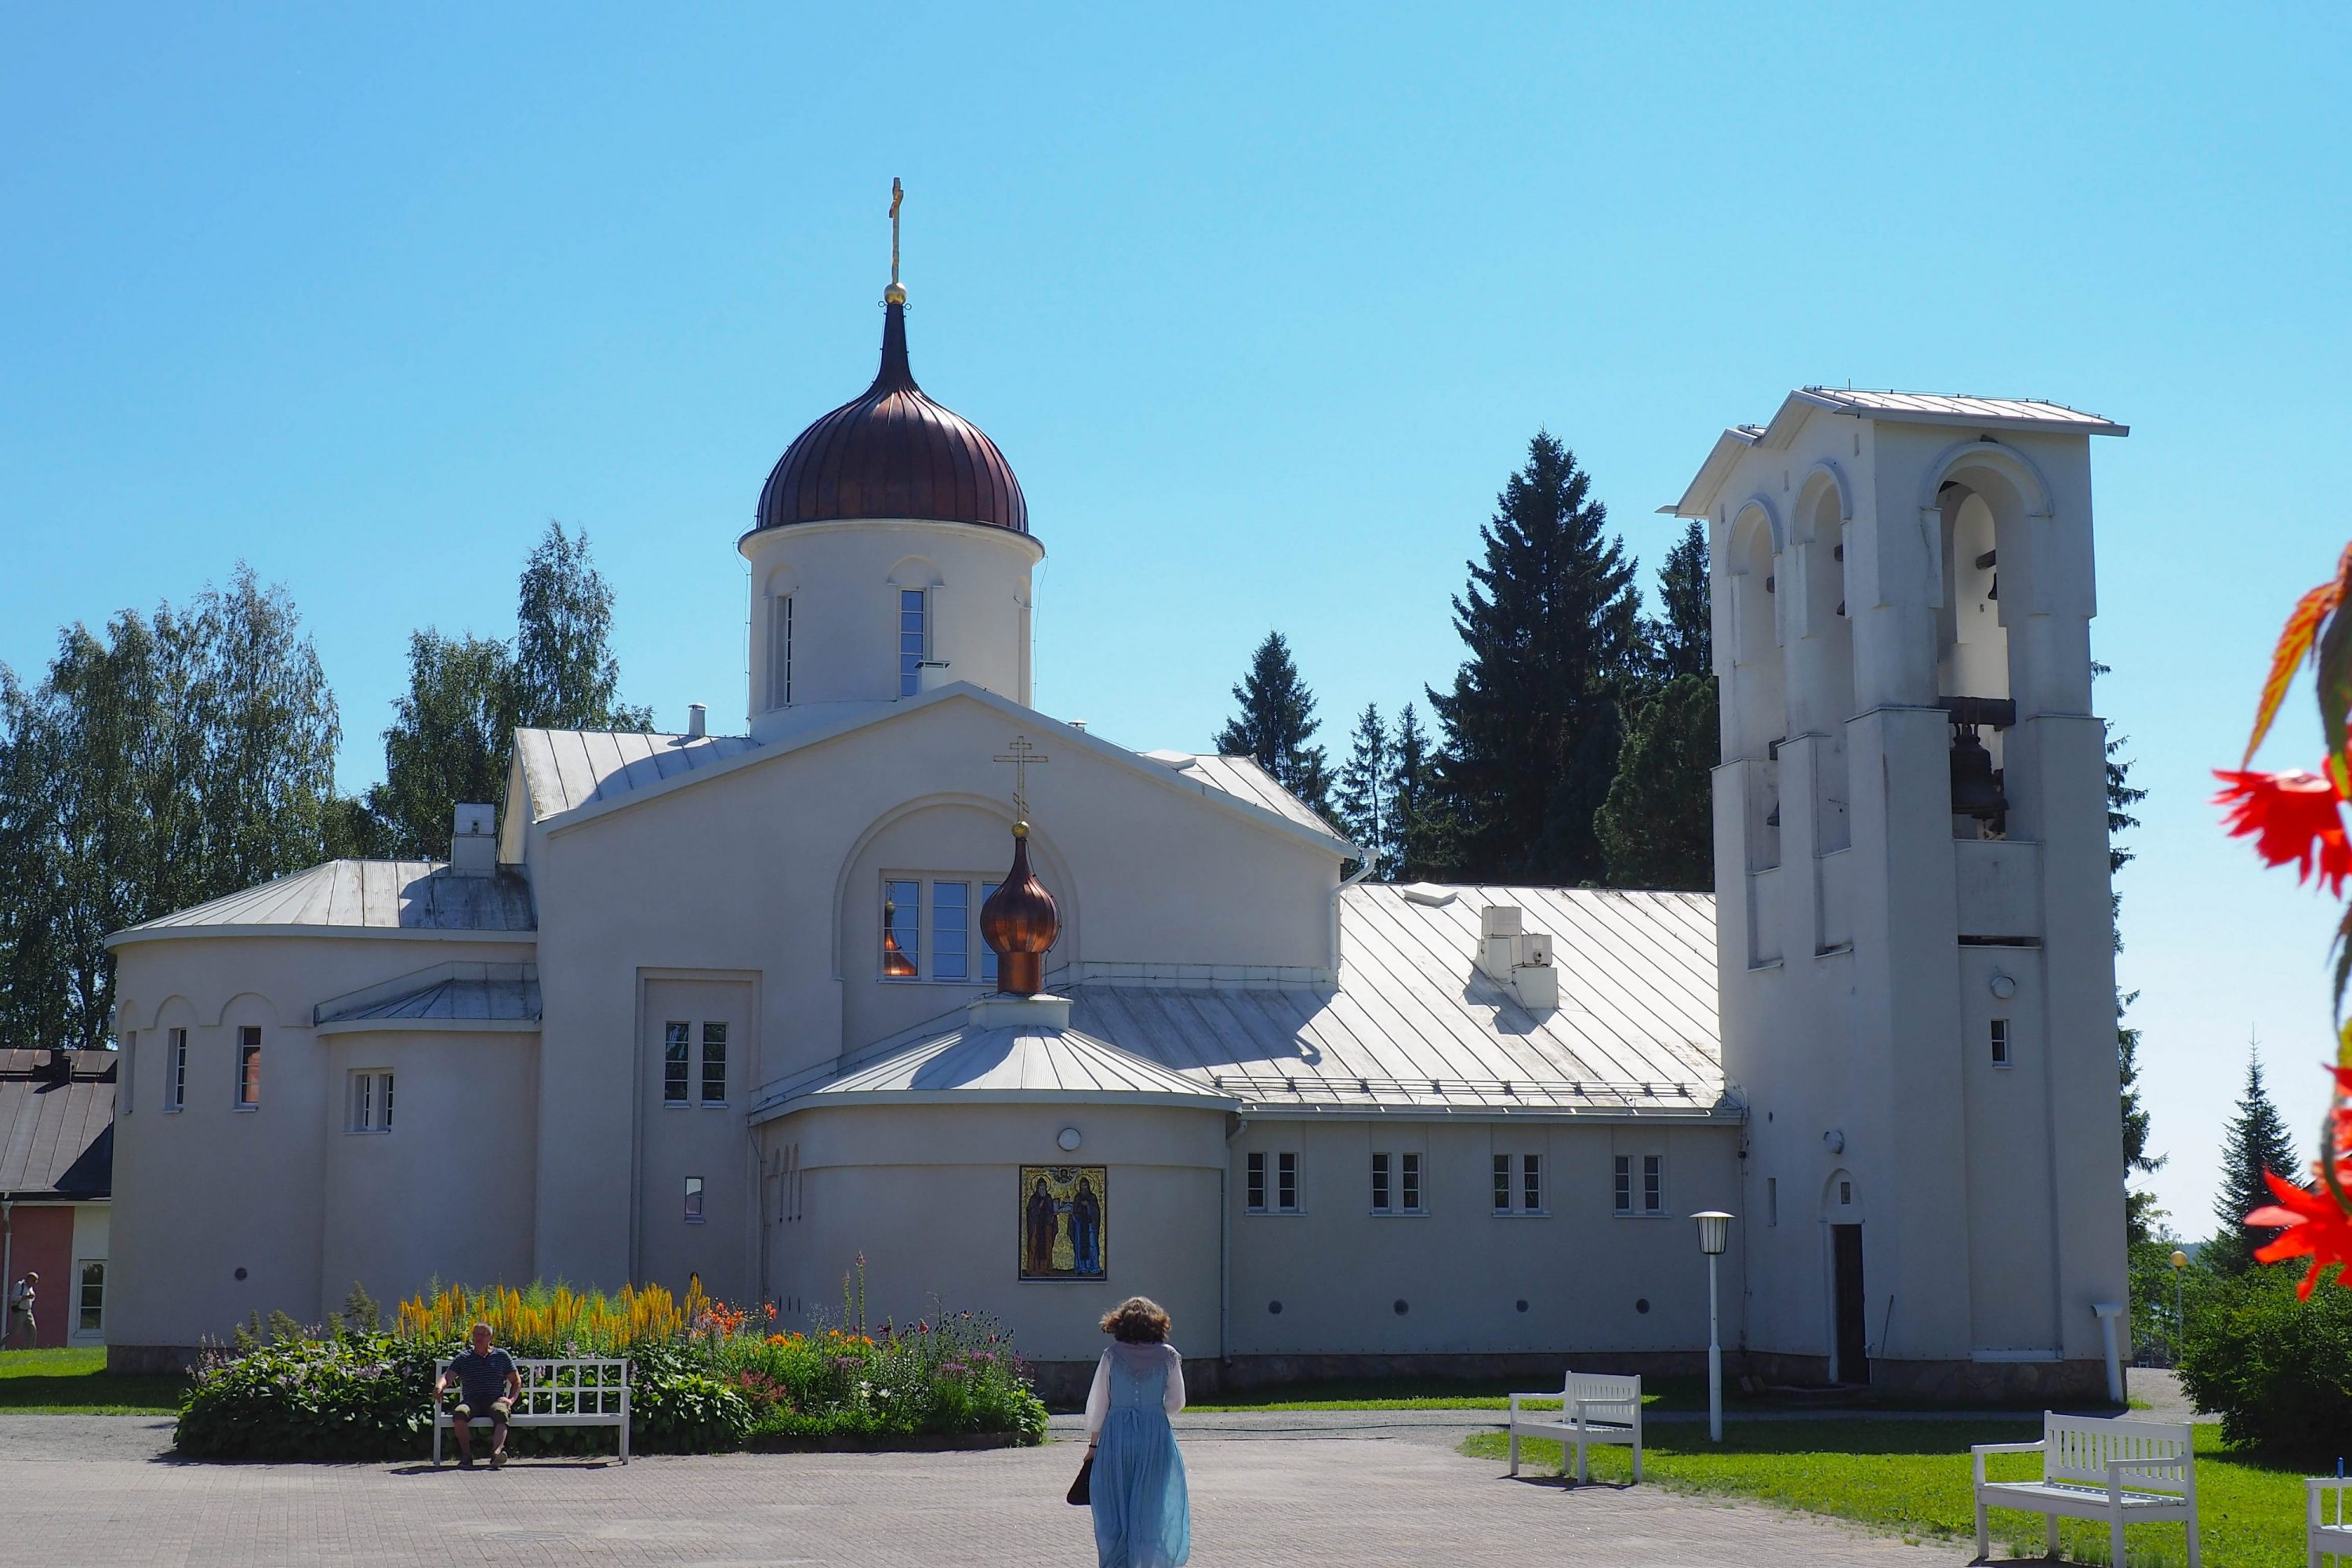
left=2249, top=1166, right=2352, bottom=1298
left=2213, top=768, right=2352, bottom=894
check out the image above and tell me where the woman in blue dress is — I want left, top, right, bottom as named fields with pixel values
left=1083, top=1296, right=1190, bottom=1567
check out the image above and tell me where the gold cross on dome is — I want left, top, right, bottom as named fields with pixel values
left=889, top=178, right=903, bottom=288
left=993, top=735, right=1048, bottom=825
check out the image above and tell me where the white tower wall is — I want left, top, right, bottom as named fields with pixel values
left=1693, top=394, right=2129, bottom=1401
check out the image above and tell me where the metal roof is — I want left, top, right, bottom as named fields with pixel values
left=753, top=1004, right=1238, bottom=1120
left=111, top=861, right=535, bottom=942
left=514, top=728, right=760, bottom=821
left=758, top=882, right=1724, bottom=1121
left=513, top=702, right=1354, bottom=856
left=1139, top=752, right=1347, bottom=840
left=314, top=963, right=541, bottom=1031
left=1667, top=387, right=2127, bottom=518
left=0, top=1051, right=114, bottom=1200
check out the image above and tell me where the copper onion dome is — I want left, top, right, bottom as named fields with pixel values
left=755, top=296, right=1029, bottom=534
left=980, top=825, right=1059, bottom=996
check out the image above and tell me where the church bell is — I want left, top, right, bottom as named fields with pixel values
left=1947, top=723, right=2007, bottom=833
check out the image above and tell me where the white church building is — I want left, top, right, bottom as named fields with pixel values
left=102, top=274, right=2130, bottom=1399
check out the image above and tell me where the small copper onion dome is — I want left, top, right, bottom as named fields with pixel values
left=980, top=824, right=1059, bottom=996
left=755, top=296, right=1029, bottom=533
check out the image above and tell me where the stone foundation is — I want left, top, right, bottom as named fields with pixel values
left=1741, top=1349, right=2113, bottom=1406
left=1029, top=1349, right=1712, bottom=1410
left=108, top=1344, right=201, bottom=1375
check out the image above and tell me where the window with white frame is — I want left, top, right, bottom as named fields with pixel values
left=770, top=595, right=794, bottom=708
left=684, top=1175, right=705, bottom=1222
left=1613, top=1155, right=1633, bottom=1215
left=1247, top=1150, right=1301, bottom=1214
left=75, top=1260, right=104, bottom=1335
left=882, top=876, right=1015, bottom=983
left=700, top=1022, right=728, bottom=1104
left=235, top=1026, right=262, bottom=1108
left=1643, top=1153, right=1664, bottom=1214
left=662, top=1021, right=691, bottom=1103
left=166, top=1027, right=187, bottom=1112
left=348, top=1070, right=394, bottom=1132
left=1493, top=1152, right=1544, bottom=1214
left=897, top=587, right=927, bottom=696
left=1372, top=1152, right=1424, bottom=1214
left=1989, top=1018, right=2011, bottom=1067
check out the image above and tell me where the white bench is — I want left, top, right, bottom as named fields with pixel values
left=1972, top=1412, right=2197, bottom=1567
left=2310, top=1477, right=2352, bottom=1568
left=1505, top=1371, right=1642, bottom=1483
left=433, top=1356, right=631, bottom=1465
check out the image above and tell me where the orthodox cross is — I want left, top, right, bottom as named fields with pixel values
left=889, top=178, right=903, bottom=289
left=993, top=735, right=1048, bottom=825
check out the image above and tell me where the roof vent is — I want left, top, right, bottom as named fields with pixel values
left=685, top=703, right=707, bottom=740
left=448, top=803, right=497, bottom=877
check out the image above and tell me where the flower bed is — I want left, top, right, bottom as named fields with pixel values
left=174, top=1277, right=1047, bottom=1461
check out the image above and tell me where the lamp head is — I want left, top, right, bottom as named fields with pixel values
left=1693, top=1210, right=1733, bottom=1256
left=2170, top=1250, right=2187, bottom=1270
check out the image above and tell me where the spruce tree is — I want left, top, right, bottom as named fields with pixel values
left=1650, top=519, right=1711, bottom=681
left=1386, top=702, right=1451, bottom=880
left=1427, top=432, right=1643, bottom=884
left=2212, top=1049, right=2304, bottom=1273
left=1214, top=631, right=1331, bottom=814
left=1333, top=703, right=1392, bottom=877
left=2103, top=712, right=2165, bottom=1245
left=1594, top=674, right=1717, bottom=891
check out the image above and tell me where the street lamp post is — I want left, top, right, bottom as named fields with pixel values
left=2169, top=1250, right=2188, bottom=1364
left=1693, top=1210, right=1733, bottom=1443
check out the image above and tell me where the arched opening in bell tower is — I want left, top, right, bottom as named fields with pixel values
left=1935, top=473, right=2020, bottom=840
left=1730, top=508, right=1785, bottom=869
left=1798, top=481, right=1854, bottom=854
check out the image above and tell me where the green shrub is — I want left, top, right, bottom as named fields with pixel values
left=629, top=1364, right=753, bottom=1453
left=175, top=1338, right=437, bottom=1461
left=2178, top=1260, right=2352, bottom=1454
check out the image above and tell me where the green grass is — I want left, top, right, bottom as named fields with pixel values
left=1462, top=1420, right=2318, bottom=1568
left=0, top=1348, right=185, bottom=1414
left=1189, top=1374, right=1718, bottom=1413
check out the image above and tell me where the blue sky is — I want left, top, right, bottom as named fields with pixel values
left=4, top=4, right=2347, bottom=1234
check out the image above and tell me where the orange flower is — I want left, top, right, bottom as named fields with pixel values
left=2214, top=768, right=2352, bottom=894
left=2249, top=1166, right=2352, bottom=1298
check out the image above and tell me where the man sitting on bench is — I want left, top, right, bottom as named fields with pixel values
left=436, top=1321, right=521, bottom=1468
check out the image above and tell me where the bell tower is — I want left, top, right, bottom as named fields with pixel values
left=1671, top=389, right=2131, bottom=1400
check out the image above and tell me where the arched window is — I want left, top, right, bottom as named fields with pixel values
left=771, top=595, right=794, bottom=708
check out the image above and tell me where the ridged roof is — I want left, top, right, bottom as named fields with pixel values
left=756, top=299, right=1027, bottom=534
left=0, top=1051, right=114, bottom=1200
left=314, top=962, right=541, bottom=1029
left=111, top=860, right=536, bottom=938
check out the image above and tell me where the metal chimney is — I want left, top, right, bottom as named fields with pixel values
left=686, top=703, right=707, bottom=739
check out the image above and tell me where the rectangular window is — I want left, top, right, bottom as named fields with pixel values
left=1493, top=1154, right=1511, bottom=1214
left=663, top=1021, right=690, bottom=1103
left=1276, top=1151, right=1298, bottom=1212
left=684, top=1176, right=705, bottom=1222
left=1370, top=1152, right=1391, bottom=1213
left=1643, top=1154, right=1664, bottom=1214
left=1613, top=1155, right=1632, bottom=1215
left=934, top=881, right=970, bottom=982
left=882, top=878, right=921, bottom=978
left=1401, top=1152, right=1422, bottom=1213
left=1523, top=1154, right=1541, bottom=1214
left=772, top=596, right=794, bottom=707
left=898, top=588, right=927, bottom=697
left=167, top=1027, right=187, bottom=1112
left=1990, top=1018, right=2011, bottom=1067
left=235, top=1026, right=262, bottom=1107
left=75, top=1261, right=104, bottom=1334
left=701, top=1022, right=728, bottom=1104
left=1246, top=1152, right=1266, bottom=1212
left=979, top=882, right=1001, bottom=986
left=348, top=1070, right=394, bottom=1132
left=1767, top=1175, right=1779, bottom=1227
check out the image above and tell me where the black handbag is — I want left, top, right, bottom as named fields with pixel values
left=1066, top=1450, right=1094, bottom=1506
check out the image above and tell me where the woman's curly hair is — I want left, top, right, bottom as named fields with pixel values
left=1098, top=1295, right=1172, bottom=1344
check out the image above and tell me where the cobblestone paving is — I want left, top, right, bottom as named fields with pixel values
left=0, top=1414, right=1962, bottom=1567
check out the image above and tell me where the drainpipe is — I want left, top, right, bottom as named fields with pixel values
left=1327, top=851, right=1377, bottom=975
left=1220, top=1116, right=1244, bottom=1376
left=2092, top=1301, right=2126, bottom=1405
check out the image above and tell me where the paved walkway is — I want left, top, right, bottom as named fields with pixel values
left=0, top=1414, right=1970, bottom=1567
